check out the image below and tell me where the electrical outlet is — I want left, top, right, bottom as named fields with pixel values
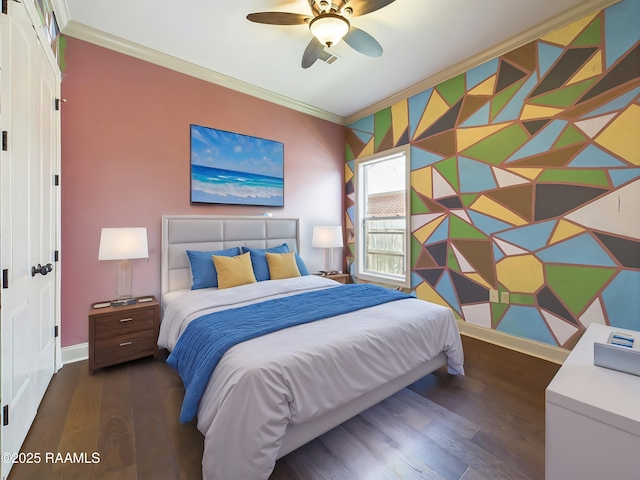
left=501, top=291, right=510, bottom=304
left=489, top=290, right=499, bottom=303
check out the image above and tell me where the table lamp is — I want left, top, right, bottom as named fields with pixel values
left=98, top=227, right=148, bottom=306
left=312, top=225, right=343, bottom=274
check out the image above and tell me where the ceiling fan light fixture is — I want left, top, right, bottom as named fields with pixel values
left=309, top=13, right=350, bottom=47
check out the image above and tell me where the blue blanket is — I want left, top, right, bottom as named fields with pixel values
left=167, top=283, right=411, bottom=422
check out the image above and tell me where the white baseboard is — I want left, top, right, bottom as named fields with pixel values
left=61, top=342, right=88, bottom=365
left=457, top=320, right=569, bottom=365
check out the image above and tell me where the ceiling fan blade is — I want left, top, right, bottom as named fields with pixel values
left=343, top=26, right=383, bottom=57
left=345, top=0, right=396, bottom=17
left=246, top=12, right=311, bottom=25
left=302, top=37, right=325, bottom=69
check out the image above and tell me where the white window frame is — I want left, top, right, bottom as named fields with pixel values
left=354, top=144, right=411, bottom=288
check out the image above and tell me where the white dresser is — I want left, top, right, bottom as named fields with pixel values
left=546, top=323, right=640, bottom=480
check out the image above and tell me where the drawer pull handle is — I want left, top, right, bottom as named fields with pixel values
left=120, top=341, right=133, bottom=347
left=120, top=318, right=133, bottom=323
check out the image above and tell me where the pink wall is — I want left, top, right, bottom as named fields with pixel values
left=61, top=38, right=345, bottom=347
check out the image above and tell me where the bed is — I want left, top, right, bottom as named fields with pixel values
left=159, top=215, right=464, bottom=480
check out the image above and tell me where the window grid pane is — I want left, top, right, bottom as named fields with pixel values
left=364, top=217, right=405, bottom=276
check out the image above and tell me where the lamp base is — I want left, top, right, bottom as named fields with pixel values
left=117, top=260, right=133, bottom=301
left=111, top=298, right=137, bottom=307
left=324, top=247, right=337, bottom=273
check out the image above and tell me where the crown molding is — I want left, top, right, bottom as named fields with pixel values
left=344, top=0, right=621, bottom=125
left=50, top=0, right=70, bottom=31
left=61, top=20, right=345, bottom=125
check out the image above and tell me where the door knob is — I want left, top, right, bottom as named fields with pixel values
left=31, top=263, right=53, bottom=277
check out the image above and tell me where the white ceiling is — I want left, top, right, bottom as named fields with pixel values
left=59, top=0, right=610, bottom=123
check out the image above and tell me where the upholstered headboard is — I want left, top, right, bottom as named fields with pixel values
left=161, top=215, right=300, bottom=296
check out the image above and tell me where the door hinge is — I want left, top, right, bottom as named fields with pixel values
left=2, top=131, right=7, bottom=151
left=2, top=0, right=7, bottom=15
left=2, top=269, right=7, bottom=289
left=55, top=98, right=66, bottom=110
left=54, top=250, right=59, bottom=262
left=2, top=405, right=8, bottom=426
left=54, top=325, right=59, bottom=337
left=54, top=174, right=59, bottom=186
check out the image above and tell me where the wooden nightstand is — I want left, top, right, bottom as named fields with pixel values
left=88, top=297, right=160, bottom=374
left=313, top=272, right=350, bottom=284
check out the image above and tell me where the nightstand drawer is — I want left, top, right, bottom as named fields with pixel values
left=94, top=329, right=155, bottom=366
left=94, top=310, right=154, bottom=339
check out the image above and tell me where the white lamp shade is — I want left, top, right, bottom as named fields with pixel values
left=309, top=13, right=350, bottom=47
left=312, top=226, right=343, bottom=248
left=98, top=227, right=149, bottom=261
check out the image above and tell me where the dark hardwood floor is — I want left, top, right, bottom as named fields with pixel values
left=10, top=337, right=559, bottom=480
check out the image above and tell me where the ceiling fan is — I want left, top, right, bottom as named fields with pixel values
left=247, top=0, right=396, bottom=68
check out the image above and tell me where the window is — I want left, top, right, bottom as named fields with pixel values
left=355, top=145, right=410, bottom=287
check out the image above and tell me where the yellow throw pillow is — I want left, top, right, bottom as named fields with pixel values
left=212, top=252, right=257, bottom=289
left=265, top=252, right=301, bottom=280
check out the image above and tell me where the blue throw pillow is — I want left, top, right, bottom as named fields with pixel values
left=242, top=244, right=289, bottom=281
left=187, top=247, right=242, bottom=289
left=294, top=252, right=310, bottom=276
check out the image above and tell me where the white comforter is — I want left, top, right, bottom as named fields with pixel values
left=159, top=275, right=464, bottom=480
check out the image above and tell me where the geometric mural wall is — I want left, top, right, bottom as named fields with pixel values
left=345, top=0, right=640, bottom=349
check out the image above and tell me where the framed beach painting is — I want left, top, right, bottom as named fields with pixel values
left=190, top=124, right=284, bottom=206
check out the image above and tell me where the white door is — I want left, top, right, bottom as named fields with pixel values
left=0, top=2, right=58, bottom=477
left=32, top=15, right=58, bottom=410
